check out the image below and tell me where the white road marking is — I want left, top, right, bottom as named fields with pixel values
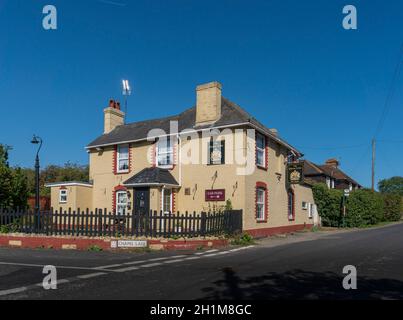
left=139, top=262, right=163, bottom=268
left=114, top=266, right=140, bottom=273
left=94, top=264, right=122, bottom=270
left=0, top=287, right=27, bottom=297
left=184, top=256, right=201, bottom=261
left=0, top=261, right=119, bottom=272
left=77, top=272, right=106, bottom=279
left=163, top=259, right=185, bottom=264
left=0, top=245, right=257, bottom=297
left=204, top=249, right=219, bottom=253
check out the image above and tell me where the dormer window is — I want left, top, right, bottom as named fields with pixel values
left=157, top=137, right=174, bottom=168
left=117, top=145, right=129, bottom=173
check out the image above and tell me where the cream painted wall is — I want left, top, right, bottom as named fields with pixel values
left=49, top=125, right=315, bottom=231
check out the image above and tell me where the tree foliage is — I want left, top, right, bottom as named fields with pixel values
left=345, top=189, right=384, bottom=227
left=0, top=144, right=29, bottom=208
left=312, top=183, right=343, bottom=227
left=382, top=193, right=402, bottom=222
left=378, top=176, right=403, bottom=196
left=21, top=161, right=89, bottom=196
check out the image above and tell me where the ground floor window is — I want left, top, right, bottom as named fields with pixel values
left=255, top=182, right=267, bottom=221
left=162, top=188, right=172, bottom=213
left=288, top=189, right=295, bottom=220
left=59, top=189, right=67, bottom=203
left=116, top=191, right=128, bottom=215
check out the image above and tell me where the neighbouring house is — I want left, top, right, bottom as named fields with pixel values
left=46, top=81, right=317, bottom=236
left=302, top=159, right=362, bottom=191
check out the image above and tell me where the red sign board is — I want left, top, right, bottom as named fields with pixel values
left=205, top=189, right=226, bottom=202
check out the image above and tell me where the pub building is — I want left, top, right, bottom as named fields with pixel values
left=46, top=81, right=318, bottom=236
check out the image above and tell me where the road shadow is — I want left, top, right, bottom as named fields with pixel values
left=200, top=267, right=403, bottom=300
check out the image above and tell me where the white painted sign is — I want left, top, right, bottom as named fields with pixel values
left=111, top=240, right=148, bottom=249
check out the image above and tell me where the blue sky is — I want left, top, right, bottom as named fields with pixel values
left=0, top=0, right=402, bottom=188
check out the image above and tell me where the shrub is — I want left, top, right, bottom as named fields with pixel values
left=87, top=245, right=103, bottom=252
left=231, top=233, right=254, bottom=246
left=312, top=183, right=343, bottom=227
left=382, top=193, right=402, bottom=222
left=345, top=189, right=383, bottom=227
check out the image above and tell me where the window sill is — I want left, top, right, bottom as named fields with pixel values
left=256, top=219, right=267, bottom=223
left=117, top=170, right=130, bottom=174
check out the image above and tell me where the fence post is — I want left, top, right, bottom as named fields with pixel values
left=200, top=212, right=207, bottom=237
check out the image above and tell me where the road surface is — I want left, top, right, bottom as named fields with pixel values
left=0, top=222, right=403, bottom=300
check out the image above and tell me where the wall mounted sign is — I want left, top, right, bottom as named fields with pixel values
left=287, top=163, right=304, bottom=184
left=205, top=189, right=226, bottom=201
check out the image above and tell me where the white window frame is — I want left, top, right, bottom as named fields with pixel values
left=116, top=190, right=128, bottom=215
left=256, top=133, right=266, bottom=167
left=302, top=201, right=308, bottom=210
left=59, top=189, right=67, bottom=203
left=288, top=190, right=295, bottom=220
left=209, top=139, right=225, bottom=165
left=157, top=138, right=174, bottom=169
left=256, top=188, right=266, bottom=221
left=308, top=203, right=314, bottom=218
left=161, top=188, right=173, bottom=214
left=117, top=145, right=130, bottom=173
left=326, top=177, right=331, bottom=189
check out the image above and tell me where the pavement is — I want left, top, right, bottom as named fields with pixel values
left=0, top=222, right=403, bottom=300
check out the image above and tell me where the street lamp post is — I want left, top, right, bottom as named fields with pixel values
left=31, top=135, right=43, bottom=231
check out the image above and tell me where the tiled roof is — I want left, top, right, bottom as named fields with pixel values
left=87, top=97, right=301, bottom=155
left=123, top=168, right=179, bottom=186
left=302, top=160, right=361, bottom=187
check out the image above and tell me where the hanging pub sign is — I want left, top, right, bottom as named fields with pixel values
left=205, top=189, right=226, bottom=201
left=287, top=162, right=304, bottom=184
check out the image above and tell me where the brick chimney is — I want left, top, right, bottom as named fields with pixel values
left=325, top=158, right=340, bottom=168
left=104, top=99, right=125, bottom=134
left=195, top=81, right=222, bottom=126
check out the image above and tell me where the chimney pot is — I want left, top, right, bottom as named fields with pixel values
left=104, top=99, right=125, bottom=134
left=325, top=158, right=340, bottom=168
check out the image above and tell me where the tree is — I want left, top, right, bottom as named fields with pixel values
left=0, top=144, right=29, bottom=208
left=21, top=162, right=89, bottom=196
left=378, top=177, right=403, bottom=196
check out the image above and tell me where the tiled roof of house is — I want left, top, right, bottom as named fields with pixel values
left=123, top=168, right=179, bottom=186
left=302, top=159, right=361, bottom=187
left=87, top=97, right=302, bottom=155
left=318, top=164, right=361, bottom=187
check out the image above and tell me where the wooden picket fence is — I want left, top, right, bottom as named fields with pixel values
left=0, top=208, right=243, bottom=238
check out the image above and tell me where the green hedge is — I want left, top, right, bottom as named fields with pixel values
left=382, top=193, right=402, bottom=222
left=345, top=189, right=384, bottom=227
left=312, top=184, right=402, bottom=228
left=312, top=183, right=343, bottom=227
